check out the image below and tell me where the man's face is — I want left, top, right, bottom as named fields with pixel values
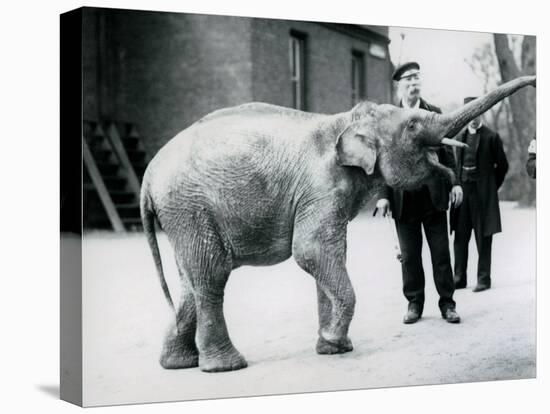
left=399, top=69, right=421, bottom=101
left=468, top=116, right=481, bottom=129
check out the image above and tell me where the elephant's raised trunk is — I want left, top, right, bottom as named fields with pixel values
left=423, top=75, right=536, bottom=146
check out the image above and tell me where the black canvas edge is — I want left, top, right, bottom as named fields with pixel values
left=60, top=7, right=83, bottom=407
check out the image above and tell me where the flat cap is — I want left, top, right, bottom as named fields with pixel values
left=392, top=61, right=420, bottom=81
left=463, top=96, right=477, bottom=104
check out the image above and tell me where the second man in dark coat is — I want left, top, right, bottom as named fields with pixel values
left=451, top=97, right=509, bottom=292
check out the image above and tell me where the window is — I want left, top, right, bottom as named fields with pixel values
left=351, top=50, right=366, bottom=105
left=369, top=43, right=387, bottom=59
left=289, top=32, right=307, bottom=110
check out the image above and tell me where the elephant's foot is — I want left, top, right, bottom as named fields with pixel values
left=159, top=331, right=199, bottom=369
left=199, top=346, right=248, bottom=373
left=160, top=350, right=199, bottom=369
left=316, top=335, right=353, bottom=355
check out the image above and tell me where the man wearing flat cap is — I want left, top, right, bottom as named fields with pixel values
left=450, top=98, right=509, bottom=292
left=377, top=62, right=463, bottom=324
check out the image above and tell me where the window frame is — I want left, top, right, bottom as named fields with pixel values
left=289, top=31, right=307, bottom=110
left=351, top=49, right=366, bottom=106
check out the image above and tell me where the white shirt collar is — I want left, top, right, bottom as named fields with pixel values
left=401, top=98, right=421, bottom=109
left=467, top=122, right=483, bottom=134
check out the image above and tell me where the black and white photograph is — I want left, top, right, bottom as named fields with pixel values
left=57, top=4, right=539, bottom=407
left=4, top=1, right=547, bottom=413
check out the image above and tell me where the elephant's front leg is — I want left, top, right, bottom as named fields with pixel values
left=315, top=284, right=354, bottom=354
left=293, top=216, right=356, bottom=355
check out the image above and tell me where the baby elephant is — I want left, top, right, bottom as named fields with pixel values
left=140, top=76, right=535, bottom=372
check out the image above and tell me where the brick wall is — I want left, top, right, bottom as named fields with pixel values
left=83, top=8, right=254, bottom=157
left=251, top=19, right=392, bottom=114
left=366, top=52, right=393, bottom=104
left=82, top=9, right=392, bottom=158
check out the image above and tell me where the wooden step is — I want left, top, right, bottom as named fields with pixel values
left=122, top=136, right=140, bottom=150
left=96, top=162, right=119, bottom=176
left=133, top=165, right=147, bottom=180
left=103, top=176, right=127, bottom=191
left=122, top=218, right=143, bottom=232
left=126, top=149, right=146, bottom=164
left=87, top=135, right=106, bottom=150
left=84, top=218, right=112, bottom=229
left=116, top=203, right=140, bottom=218
left=83, top=122, right=105, bottom=149
left=91, top=148, right=113, bottom=163
left=110, top=190, right=136, bottom=204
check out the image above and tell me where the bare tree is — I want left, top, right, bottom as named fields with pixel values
left=494, top=34, right=536, bottom=205
left=464, top=43, right=508, bottom=133
left=466, top=35, right=536, bottom=205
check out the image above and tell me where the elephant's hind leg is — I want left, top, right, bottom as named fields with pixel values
left=195, top=291, right=248, bottom=372
left=160, top=273, right=199, bottom=369
left=182, top=223, right=247, bottom=372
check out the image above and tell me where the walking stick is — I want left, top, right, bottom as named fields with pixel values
left=373, top=207, right=402, bottom=263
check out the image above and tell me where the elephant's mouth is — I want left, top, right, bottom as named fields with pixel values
left=426, top=150, right=439, bottom=165
left=425, top=149, right=456, bottom=184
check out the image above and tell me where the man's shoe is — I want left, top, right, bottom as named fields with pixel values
left=442, top=308, right=461, bottom=323
left=473, top=284, right=490, bottom=293
left=454, top=281, right=467, bottom=289
left=403, top=305, right=422, bottom=324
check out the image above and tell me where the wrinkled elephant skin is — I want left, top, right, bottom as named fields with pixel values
left=141, top=76, right=535, bottom=372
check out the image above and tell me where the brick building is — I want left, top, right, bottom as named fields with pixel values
left=79, top=7, right=393, bottom=230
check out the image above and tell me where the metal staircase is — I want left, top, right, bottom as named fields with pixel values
left=83, top=121, right=149, bottom=231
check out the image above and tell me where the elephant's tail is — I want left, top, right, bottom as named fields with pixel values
left=140, top=189, right=175, bottom=311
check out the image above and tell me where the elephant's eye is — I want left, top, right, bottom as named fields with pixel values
left=407, top=122, right=416, bottom=131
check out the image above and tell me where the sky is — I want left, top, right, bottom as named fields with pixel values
left=388, top=26, right=494, bottom=110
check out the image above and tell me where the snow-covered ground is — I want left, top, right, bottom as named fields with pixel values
left=81, top=202, right=535, bottom=407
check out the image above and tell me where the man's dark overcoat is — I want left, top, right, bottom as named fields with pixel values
left=450, top=125, right=508, bottom=237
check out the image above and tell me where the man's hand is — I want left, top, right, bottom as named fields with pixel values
left=376, top=198, right=391, bottom=217
left=451, top=185, right=463, bottom=207
left=528, top=139, right=536, bottom=155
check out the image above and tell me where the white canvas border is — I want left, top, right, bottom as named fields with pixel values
left=2, top=0, right=546, bottom=413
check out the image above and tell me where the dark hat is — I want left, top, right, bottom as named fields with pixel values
left=464, top=96, right=477, bottom=104
left=392, top=61, right=420, bottom=81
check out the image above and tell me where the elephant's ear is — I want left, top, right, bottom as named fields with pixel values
left=335, top=124, right=378, bottom=175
